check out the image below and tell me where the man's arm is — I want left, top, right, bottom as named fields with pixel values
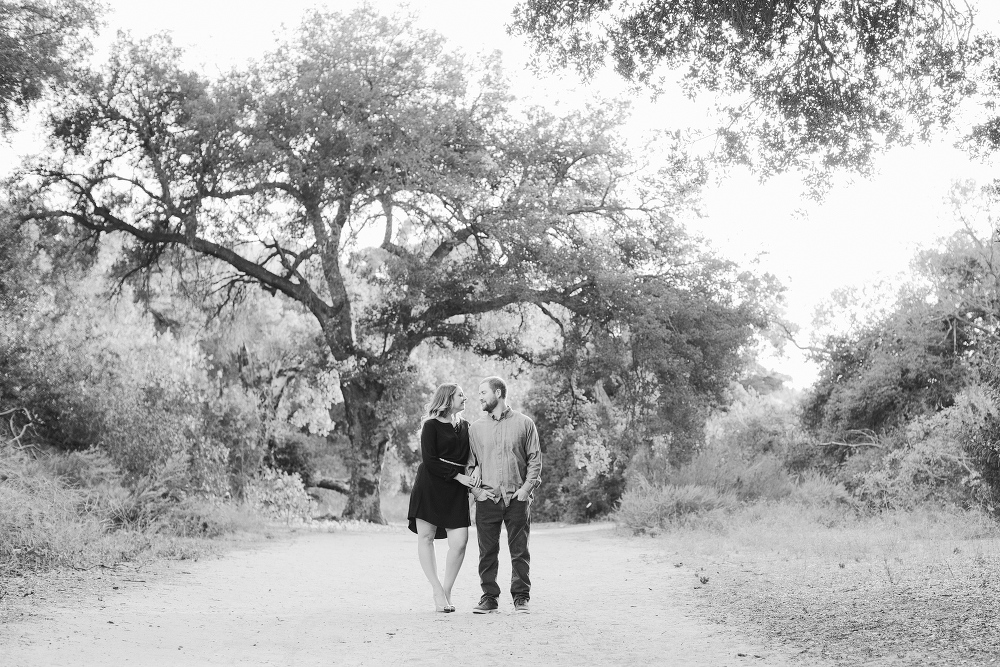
left=515, top=418, right=542, bottom=501
left=466, top=422, right=482, bottom=486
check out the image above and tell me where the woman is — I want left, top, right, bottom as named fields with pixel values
left=407, top=383, right=477, bottom=612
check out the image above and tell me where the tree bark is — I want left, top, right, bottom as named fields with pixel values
left=339, top=375, right=390, bottom=523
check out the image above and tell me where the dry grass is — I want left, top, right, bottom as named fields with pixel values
left=0, top=445, right=266, bottom=588
left=648, top=503, right=1000, bottom=665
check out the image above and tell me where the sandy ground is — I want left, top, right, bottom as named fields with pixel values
left=0, top=523, right=827, bottom=666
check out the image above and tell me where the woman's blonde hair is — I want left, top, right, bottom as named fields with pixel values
left=425, top=383, right=461, bottom=419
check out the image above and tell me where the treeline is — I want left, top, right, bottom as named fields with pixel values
left=615, top=187, right=1000, bottom=531
left=3, top=0, right=1000, bottom=576
left=0, top=2, right=781, bottom=577
left=802, top=188, right=1000, bottom=511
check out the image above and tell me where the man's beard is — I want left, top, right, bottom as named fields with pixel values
left=483, top=397, right=499, bottom=413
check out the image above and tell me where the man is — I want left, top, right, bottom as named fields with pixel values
left=468, top=376, right=541, bottom=614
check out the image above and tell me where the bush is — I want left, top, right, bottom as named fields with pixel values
left=202, top=387, right=265, bottom=495
left=527, top=400, right=632, bottom=522
left=959, top=383, right=1000, bottom=508
left=849, top=391, right=991, bottom=510
left=264, top=428, right=315, bottom=488
left=790, top=471, right=854, bottom=507
left=0, top=444, right=148, bottom=574
left=0, top=441, right=268, bottom=577
left=671, top=448, right=794, bottom=501
left=42, top=447, right=120, bottom=488
left=616, top=477, right=733, bottom=532
left=243, top=467, right=314, bottom=523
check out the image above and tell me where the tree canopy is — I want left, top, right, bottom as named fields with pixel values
left=803, top=187, right=1000, bottom=441
left=512, top=0, right=986, bottom=177
left=0, top=0, right=99, bottom=134
left=17, top=7, right=777, bottom=521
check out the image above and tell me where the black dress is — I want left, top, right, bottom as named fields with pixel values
left=407, top=418, right=471, bottom=539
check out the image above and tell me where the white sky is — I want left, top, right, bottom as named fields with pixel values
left=7, top=0, right=1000, bottom=387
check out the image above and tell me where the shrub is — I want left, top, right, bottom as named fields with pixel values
left=527, top=400, right=632, bottom=522
left=616, top=477, right=733, bottom=532
left=850, top=394, right=989, bottom=510
left=264, top=427, right=315, bottom=488
left=101, top=454, right=192, bottom=529
left=958, top=383, right=1000, bottom=508
left=0, top=445, right=142, bottom=574
left=243, top=467, right=314, bottom=523
left=0, top=441, right=268, bottom=577
left=790, top=471, right=854, bottom=507
left=670, top=447, right=794, bottom=501
left=202, top=386, right=265, bottom=495
left=42, top=447, right=120, bottom=488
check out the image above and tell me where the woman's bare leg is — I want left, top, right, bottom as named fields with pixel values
left=442, top=526, right=469, bottom=606
left=415, top=519, right=448, bottom=611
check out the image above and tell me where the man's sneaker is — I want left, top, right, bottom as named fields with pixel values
left=473, top=595, right=499, bottom=614
left=513, top=596, right=530, bottom=614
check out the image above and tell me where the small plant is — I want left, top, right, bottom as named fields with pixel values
left=243, top=467, right=314, bottom=523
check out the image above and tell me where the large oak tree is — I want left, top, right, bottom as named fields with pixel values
left=19, top=8, right=753, bottom=521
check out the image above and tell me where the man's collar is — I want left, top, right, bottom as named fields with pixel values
left=490, top=406, right=512, bottom=422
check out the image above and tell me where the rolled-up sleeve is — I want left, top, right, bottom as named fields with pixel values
left=523, top=419, right=542, bottom=490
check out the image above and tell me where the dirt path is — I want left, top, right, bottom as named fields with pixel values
left=1, top=523, right=825, bottom=666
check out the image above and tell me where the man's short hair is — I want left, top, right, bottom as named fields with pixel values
left=481, top=376, right=507, bottom=399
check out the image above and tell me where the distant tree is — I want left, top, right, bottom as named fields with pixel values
left=802, top=302, right=968, bottom=439
left=524, top=251, right=781, bottom=520
left=0, top=0, right=99, bottom=134
left=512, top=0, right=986, bottom=177
left=19, top=7, right=718, bottom=522
left=802, top=186, right=1000, bottom=440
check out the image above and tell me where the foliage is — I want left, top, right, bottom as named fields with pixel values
left=521, top=240, right=781, bottom=520
left=20, top=5, right=729, bottom=522
left=264, top=428, right=316, bottom=488
left=616, top=478, right=732, bottom=533
left=706, top=383, right=814, bottom=469
left=1, top=271, right=265, bottom=489
left=512, top=0, right=986, bottom=179
left=243, top=467, right=314, bottom=524
left=803, top=282, right=971, bottom=442
left=788, top=470, right=854, bottom=508
left=0, top=0, right=99, bottom=134
left=850, top=395, right=986, bottom=510
left=799, top=190, right=1000, bottom=513
left=958, top=365, right=1000, bottom=507
left=0, top=439, right=262, bottom=578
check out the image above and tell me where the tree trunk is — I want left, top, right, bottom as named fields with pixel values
left=340, top=376, right=390, bottom=523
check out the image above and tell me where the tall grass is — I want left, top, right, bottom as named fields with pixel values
left=618, top=442, right=823, bottom=531
left=0, top=444, right=263, bottom=579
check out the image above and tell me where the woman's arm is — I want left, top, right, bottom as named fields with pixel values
left=421, top=421, right=461, bottom=479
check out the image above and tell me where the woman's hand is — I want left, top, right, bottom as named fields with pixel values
left=470, top=466, right=482, bottom=488
left=453, top=473, right=473, bottom=487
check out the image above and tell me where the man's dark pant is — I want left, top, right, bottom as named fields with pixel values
left=476, top=497, right=530, bottom=600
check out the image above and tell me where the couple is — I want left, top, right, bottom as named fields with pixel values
left=406, top=376, right=541, bottom=614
